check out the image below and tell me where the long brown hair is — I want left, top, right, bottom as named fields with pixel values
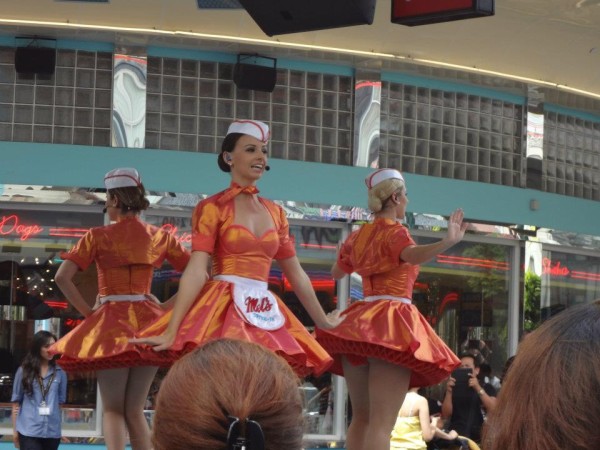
left=21, top=331, right=57, bottom=396
left=152, top=339, right=304, bottom=450
left=482, top=300, right=600, bottom=450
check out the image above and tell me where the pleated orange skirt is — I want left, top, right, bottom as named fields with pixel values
left=135, top=280, right=333, bottom=377
left=50, top=300, right=173, bottom=372
left=316, top=300, right=460, bottom=387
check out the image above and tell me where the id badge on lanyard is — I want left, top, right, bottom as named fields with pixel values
left=39, top=402, right=50, bottom=416
left=38, top=371, right=56, bottom=416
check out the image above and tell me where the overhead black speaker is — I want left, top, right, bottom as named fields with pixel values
left=233, top=54, right=277, bottom=92
left=238, top=0, right=376, bottom=36
left=15, top=47, right=56, bottom=78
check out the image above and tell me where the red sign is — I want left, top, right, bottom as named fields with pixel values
left=0, top=215, right=44, bottom=241
left=392, top=0, right=494, bottom=26
left=65, top=318, right=84, bottom=329
left=542, top=257, right=570, bottom=277
left=393, top=0, right=474, bottom=16
left=160, top=223, right=192, bottom=244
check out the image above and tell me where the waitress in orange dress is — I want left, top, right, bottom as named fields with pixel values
left=316, top=168, right=466, bottom=450
left=132, top=120, right=341, bottom=377
left=50, top=168, right=190, bottom=450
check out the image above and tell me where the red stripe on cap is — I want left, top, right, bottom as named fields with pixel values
left=366, top=169, right=386, bottom=189
left=233, top=120, right=269, bottom=142
left=104, top=174, right=141, bottom=187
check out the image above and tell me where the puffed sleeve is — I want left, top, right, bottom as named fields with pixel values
left=191, top=199, right=221, bottom=254
left=60, top=230, right=96, bottom=270
left=388, top=225, right=416, bottom=262
left=10, top=367, right=23, bottom=403
left=336, top=238, right=354, bottom=274
left=164, top=232, right=191, bottom=272
left=273, top=205, right=296, bottom=260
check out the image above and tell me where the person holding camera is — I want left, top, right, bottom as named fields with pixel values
left=441, top=352, right=497, bottom=444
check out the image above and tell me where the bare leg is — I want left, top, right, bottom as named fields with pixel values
left=124, top=366, right=158, bottom=450
left=97, top=368, right=129, bottom=450
left=342, top=357, right=370, bottom=450
left=366, top=358, right=411, bottom=450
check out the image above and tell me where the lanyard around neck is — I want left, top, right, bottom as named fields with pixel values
left=37, top=369, right=56, bottom=404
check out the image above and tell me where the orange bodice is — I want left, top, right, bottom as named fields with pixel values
left=61, top=216, right=190, bottom=296
left=191, top=190, right=295, bottom=281
left=338, top=218, right=419, bottom=299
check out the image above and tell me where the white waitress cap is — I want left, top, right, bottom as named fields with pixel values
left=104, top=168, right=142, bottom=190
left=226, top=120, right=270, bottom=143
left=365, top=168, right=404, bottom=189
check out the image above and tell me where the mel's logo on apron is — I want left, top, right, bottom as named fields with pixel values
left=245, top=296, right=273, bottom=313
left=232, top=284, right=285, bottom=331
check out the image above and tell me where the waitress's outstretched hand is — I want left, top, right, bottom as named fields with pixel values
left=447, top=208, right=469, bottom=244
left=130, top=332, right=175, bottom=352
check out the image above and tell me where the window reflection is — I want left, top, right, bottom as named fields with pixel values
left=540, top=248, right=600, bottom=317
left=415, top=238, right=511, bottom=375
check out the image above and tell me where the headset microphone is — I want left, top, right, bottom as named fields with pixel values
left=265, top=165, right=271, bottom=171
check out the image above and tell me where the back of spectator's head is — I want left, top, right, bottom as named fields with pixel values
left=483, top=300, right=600, bottom=450
left=152, top=338, right=304, bottom=450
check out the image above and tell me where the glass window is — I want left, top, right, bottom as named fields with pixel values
left=414, top=237, right=512, bottom=376
left=540, top=247, right=600, bottom=317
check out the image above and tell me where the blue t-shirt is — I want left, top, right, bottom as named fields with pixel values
left=11, top=365, right=68, bottom=439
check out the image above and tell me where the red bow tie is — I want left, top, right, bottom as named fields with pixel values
left=218, top=183, right=259, bottom=205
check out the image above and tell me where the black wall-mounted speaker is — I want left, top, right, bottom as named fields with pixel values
left=233, top=56, right=277, bottom=92
left=15, top=47, right=56, bottom=77
left=238, top=0, right=376, bottom=36
left=392, top=0, right=494, bottom=26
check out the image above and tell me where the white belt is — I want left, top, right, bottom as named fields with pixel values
left=363, top=295, right=412, bottom=304
left=214, top=274, right=285, bottom=331
left=99, top=294, right=149, bottom=305
left=214, top=274, right=267, bottom=290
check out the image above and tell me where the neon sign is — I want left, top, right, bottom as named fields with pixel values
left=0, top=214, right=196, bottom=245
left=542, top=257, right=570, bottom=277
left=0, top=215, right=44, bottom=241
left=436, top=254, right=509, bottom=271
left=160, top=223, right=192, bottom=244
left=65, top=318, right=84, bottom=329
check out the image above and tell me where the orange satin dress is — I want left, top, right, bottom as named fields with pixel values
left=137, top=187, right=333, bottom=377
left=316, top=218, right=459, bottom=387
left=50, top=216, right=190, bottom=372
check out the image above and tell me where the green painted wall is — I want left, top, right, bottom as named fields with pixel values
left=1, top=142, right=598, bottom=236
